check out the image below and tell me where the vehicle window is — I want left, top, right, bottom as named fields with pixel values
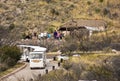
left=30, top=54, right=42, bottom=59
left=61, top=54, right=66, bottom=56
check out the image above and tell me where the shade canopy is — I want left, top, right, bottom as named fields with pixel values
left=18, top=45, right=47, bottom=52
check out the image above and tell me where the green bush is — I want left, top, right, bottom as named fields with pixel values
left=62, top=61, right=73, bottom=70
left=103, top=8, right=110, bottom=16
left=47, top=27, right=54, bottom=33
left=61, top=43, right=78, bottom=56
left=95, top=8, right=101, bottom=13
left=99, top=0, right=104, bottom=3
left=0, top=64, right=8, bottom=72
left=22, top=33, right=27, bottom=39
left=0, top=45, right=21, bottom=67
left=87, top=1, right=91, bottom=5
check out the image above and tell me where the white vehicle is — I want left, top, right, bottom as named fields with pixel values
left=18, top=45, right=32, bottom=62
left=18, top=45, right=47, bottom=68
left=21, top=53, right=29, bottom=62
left=29, top=51, right=46, bottom=69
left=29, top=46, right=47, bottom=69
left=56, top=54, right=69, bottom=62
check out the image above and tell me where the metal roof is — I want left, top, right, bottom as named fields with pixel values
left=18, top=45, right=47, bottom=52
left=59, top=19, right=107, bottom=31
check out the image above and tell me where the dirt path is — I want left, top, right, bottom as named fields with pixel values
left=1, top=59, right=59, bottom=81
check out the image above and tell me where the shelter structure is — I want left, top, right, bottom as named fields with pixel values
left=58, top=19, right=107, bottom=36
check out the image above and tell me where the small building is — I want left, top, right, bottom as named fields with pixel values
left=58, top=19, right=107, bottom=36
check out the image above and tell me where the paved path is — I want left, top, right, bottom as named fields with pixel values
left=1, top=59, right=59, bottom=81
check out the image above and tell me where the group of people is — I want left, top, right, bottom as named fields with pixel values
left=53, top=30, right=64, bottom=40
left=38, top=30, right=64, bottom=40
left=38, top=32, right=51, bottom=39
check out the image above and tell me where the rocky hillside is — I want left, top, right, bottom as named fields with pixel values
left=0, top=0, right=120, bottom=45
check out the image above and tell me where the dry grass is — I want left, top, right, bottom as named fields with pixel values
left=69, top=53, right=120, bottom=81
left=32, top=53, right=120, bottom=81
left=0, top=0, right=120, bottom=45
left=71, top=53, right=117, bottom=64
left=0, top=63, right=24, bottom=78
left=0, top=0, right=119, bottom=28
left=50, top=21, right=62, bottom=28
left=71, top=53, right=119, bottom=73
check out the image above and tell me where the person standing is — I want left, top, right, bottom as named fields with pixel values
left=53, top=30, right=57, bottom=39
left=56, top=31, right=60, bottom=40
left=47, top=33, right=51, bottom=39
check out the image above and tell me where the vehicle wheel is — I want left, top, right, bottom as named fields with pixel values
left=53, top=57, right=56, bottom=61
left=26, top=58, right=29, bottom=62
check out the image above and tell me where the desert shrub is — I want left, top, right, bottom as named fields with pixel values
left=47, top=27, right=54, bottom=33
left=95, top=8, right=101, bottom=13
left=103, top=7, right=110, bottom=16
left=9, top=23, right=15, bottom=31
left=112, top=12, right=119, bottom=19
left=87, top=1, right=91, bottom=5
left=62, top=61, right=73, bottom=70
left=99, top=0, right=104, bottom=3
left=22, top=33, right=32, bottom=39
left=45, top=0, right=52, bottom=3
left=19, top=55, right=120, bottom=81
left=45, top=40, right=57, bottom=52
left=79, top=41, right=91, bottom=52
left=50, top=9, right=59, bottom=16
left=33, top=69, right=77, bottom=81
left=112, top=56, right=120, bottom=81
left=67, top=29, right=119, bottom=52
left=22, top=33, right=27, bottom=39
left=103, top=47, right=112, bottom=53
left=88, top=65, right=116, bottom=81
left=61, top=43, right=78, bottom=56
left=0, top=45, right=21, bottom=67
left=0, top=3, right=9, bottom=10
left=69, top=4, right=75, bottom=8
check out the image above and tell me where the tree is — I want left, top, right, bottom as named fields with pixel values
left=61, top=43, right=78, bottom=56
left=0, top=45, right=21, bottom=67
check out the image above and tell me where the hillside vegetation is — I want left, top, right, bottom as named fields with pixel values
left=0, top=1, right=120, bottom=80
left=24, top=54, right=120, bottom=81
left=0, top=0, right=120, bottom=45
left=0, top=45, right=21, bottom=73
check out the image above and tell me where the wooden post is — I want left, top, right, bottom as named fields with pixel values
left=45, top=69, right=48, bottom=74
left=52, top=66, right=55, bottom=70
left=58, top=62, right=60, bottom=67
left=53, top=56, right=56, bottom=61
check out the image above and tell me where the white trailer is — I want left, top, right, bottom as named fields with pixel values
left=18, top=45, right=47, bottom=68
left=29, top=51, right=46, bottom=69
